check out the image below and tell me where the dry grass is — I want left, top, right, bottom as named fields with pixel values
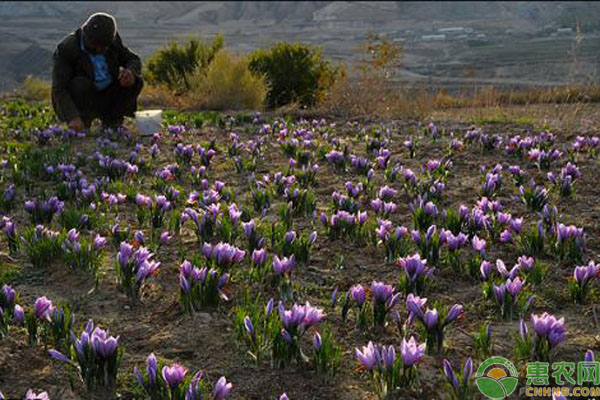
left=431, top=84, right=600, bottom=109
left=317, top=73, right=434, bottom=121
left=316, top=73, right=600, bottom=133
left=21, top=75, right=51, bottom=102
left=186, top=50, right=267, bottom=111
left=432, top=102, right=600, bottom=135
left=138, top=83, right=186, bottom=110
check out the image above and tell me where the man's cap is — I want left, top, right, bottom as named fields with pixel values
left=82, top=12, right=117, bottom=47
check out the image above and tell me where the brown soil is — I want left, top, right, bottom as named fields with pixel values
left=2, top=112, right=600, bottom=400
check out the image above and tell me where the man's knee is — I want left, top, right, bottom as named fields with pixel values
left=130, top=76, right=143, bottom=97
left=68, top=77, right=95, bottom=102
left=120, top=76, right=143, bottom=105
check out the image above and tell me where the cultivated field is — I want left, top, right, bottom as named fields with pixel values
left=1, top=100, right=600, bottom=399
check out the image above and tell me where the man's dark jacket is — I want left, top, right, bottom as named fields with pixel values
left=51, top=28, right=142, bottom=122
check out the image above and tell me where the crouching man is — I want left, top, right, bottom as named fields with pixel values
left=51, top=12, right=144, bottom=132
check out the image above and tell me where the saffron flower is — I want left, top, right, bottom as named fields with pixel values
left=400, top=336, right=426, bottom=367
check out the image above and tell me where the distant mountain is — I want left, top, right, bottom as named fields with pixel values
left=0, top=1, right=598, bottom=92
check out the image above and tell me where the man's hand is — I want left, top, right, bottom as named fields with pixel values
left=118, top=67, right=135, bottom=87
left=68, top=117, right=85, bottom=132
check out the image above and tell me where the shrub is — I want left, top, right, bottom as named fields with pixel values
left=187, top=50, right=267, bottom=111
left=22, top=75, right=51, bottom=102
left=144, top=35, right=224, bottom=93
left=248, top=41, right=340, bottom=108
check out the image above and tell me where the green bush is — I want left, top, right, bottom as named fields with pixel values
left=248, top=41, right=340, bottom=109
left=144, top=35, right=224, bottom=93
left=188, top=50, right=267, bottom=111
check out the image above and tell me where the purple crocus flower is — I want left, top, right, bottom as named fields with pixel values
left=25, top=390, right=50, bottom=400
left=371, top=198, right=383, bottom=213
left=355, top=341, right=378, bottom=371
left=313, top=331, right=322, bottom=350
left=1, top=285, right=16, bottom=308
left=93, top=234, right=107, bottom=249
left=480, top=261, right=493, bottom=280
left=371, top=281, right=395, bottom=305
left=375, top=219, right=392, bottom=240
left=34, top=296, right=54, bottom=321
left=499, top=229, right=512, bottom=243
left=443, top=359, right=459, bottom=390
left=146, top=353, right=158, bottom=387
left=531, top=312, right=566, bottom=348
left=302, top=302, right=326, bottom=327
left=406, top=293, right=427, bottom=321
left=397, top=253, right=433, bottom=282
left=426, top=158, right=441, bottom=171
left=179, top=275, right=191, bottom=294
left=573, top=260, right=598, bottom=285
left=136, top=259, right=161, bottom=284
left=496, top=259, right=519, bottom=280
left=350, top=285, right=366, bottom=307
left=134, top=230, right=145, bottom=245
left=67, top=228, right=80, bottom=243
left=509, top=218, right=523, bottom=233
left=242, top=220, right=255, bottom=238
left=497, top=212, right=512, bottom=225
left=356, top=211, right=368, bottom=226
left=91, top=327, right=119, bottom=359
left=244, top=316, right=256, bottom=342
left=445, top=304, right=464, bottom=324
left=251, top=248, right=268, bottom=267
left=24, top=200, right=36, bottom=213
left=162, top=363, right=188, bottom=389
left=3, top=185, right=15, bottom=203
left=210, top=242, right=246, bottom=267
left=272, top=255, right=295, bottom=276
left=472, top=235, right=486, bottom=256
left=159, top=231, right=172, bottom=245
left=117, top=242, right=134, bottom=268
left=380, top=345, right=396, bottom=371
left=401, top=336, right=426, bottom=367
left=585, top=350, right=595, bottom=362
left=519, top=318, right=528, bottom=341
left=265, top=298, right=274, bottom=317
left=48, top=349, right=71, bottom=363
left=280, top=328, right=292, bottom=344
left=424, top=201, right=438, bottom=217
left=493, top=283, right=506, bottom=304
left=463, top=357, right=473, bottom=385
left=213, top=376, right=232, bottom=400
left=150, top=144, right=160, bottom=158
left=319, top=212, right=328, bottom=227
left=517, top=256, right=535, bottom=271
left=309, top=231, right=318, bottom=244
left=284, top=230, right=296, bottom=244
left=378, top=185, right=397, bottom=200
left=424, top=308, right=439, bottom=329
left=325, top=150, right=344, bottom=164
left=13, top=304, right=24, bottom=326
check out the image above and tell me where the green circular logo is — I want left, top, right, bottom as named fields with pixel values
left=475, top=357, right=519, bottom=399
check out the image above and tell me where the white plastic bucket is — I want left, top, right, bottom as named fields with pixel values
left=135, top=109, right=163, bottom=136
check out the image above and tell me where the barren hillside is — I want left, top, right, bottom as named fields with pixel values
left=0, top=1, right=599, bottom=92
